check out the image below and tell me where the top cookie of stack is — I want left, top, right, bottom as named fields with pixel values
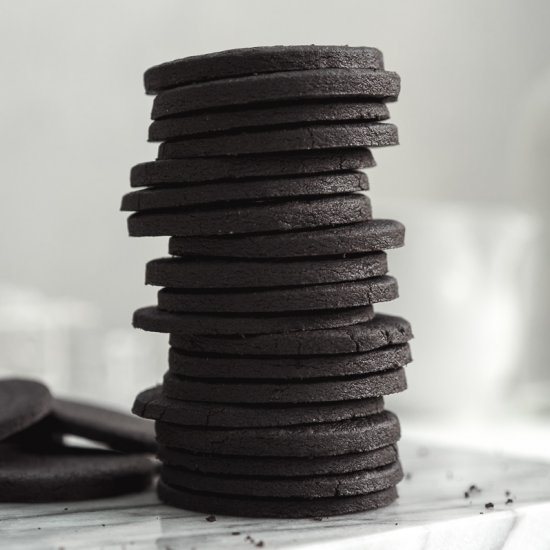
left=124, top=45, right=412, bottom=518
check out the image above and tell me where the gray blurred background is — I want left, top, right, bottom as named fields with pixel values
left=1, top=0, right=549, bottom=441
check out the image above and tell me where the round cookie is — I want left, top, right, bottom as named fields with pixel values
left=130, top=148, right=375, bottom=186
left=154, top=410, right=400, bottom=456
left=121, top=172, right=369, bottom=211
left=169, top=219, right=404, bottom=258
left=158, top=277, right=398, bottom=313
left=128, top=194, right=372, bottom=237
left=144, top=45, right=384, bottom=92
left=169, top=313, right=412, bottom=356
left=0, top=443, right=154, bottom=502
left=161, top=460, right=403, bottom=498
left=162, top=368, right=407, bottom=404
left=46, top=399, right=156, bottom=453
left=152, top=69, right=400, bottom=118
left=0, top=379, right=52, bottom=442
left=133, top=305, right=374, bottom=336
left=158, top=444, right=398, bottom=476
left=145, top=253, right=388, bottom=289
left=133, top=386, right=384, bottom=428
left=148, top=101, right=389, bottom=140
left=158, top=480, right=398, bottom=518
left=158, top=123, right=398, bottom=159
left=168, top=343, right=411, bottom=379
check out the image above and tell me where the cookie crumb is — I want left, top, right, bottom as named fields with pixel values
left=312, top=517, right=323, bottom=522
left=469, top=484, right=481, bottom=493
left=231, top=531, right=241, bottom=535
left=505, top=490, right=511, bottom=497
left=256, top=543, right=264, bottom=548
left=505, top=498, right=513, bottom=505
left=464, top=491, right=470, bottom=499
left=485, top=502, right=494, bottom=510
left=206, top=515, right=216, bottom=522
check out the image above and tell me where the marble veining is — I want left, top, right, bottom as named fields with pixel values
left=1, top=438, right=550, bottom=550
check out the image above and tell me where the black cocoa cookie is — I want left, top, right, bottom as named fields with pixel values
left=148, top=101, right=389, bottom=140
left=158, top=480, right=398, bottom=518
left=158, top=277, right=397, bottom=313
left=44, top=399, right=156, bottom=453
left=130, top=149, right=376, bottom=187
left=133, top=386, right=384, bottom=428
left=0, top=379, right=52, bottom=442
left=169, top=313, right=412, bottom=356
left=155, top=410, right=400, bottom=456
left=130, top=148, right=374, bottom=186
left=162, top=368, right=407, bottom=404
left=152, top=69, right=400, bottom=118
left=133, top=305, right=374, bottom=336
left=128, top=194, right=372, bottom=237
left=144, top=46, right=384, bottom=92
left=0, top=443, right=154, bottom=502
left=121, top=172, right=368, bottom=211
left=161, top=460, right=403, bottom=498
left=146, top=253, right=388, bottom=289
left=158, top=444, right=398, bottom=476
left=168, top=343, right=411, bottom=379
left=158, top=123, right=398, bottom=159
left=169, top=219, right=404, bottom=258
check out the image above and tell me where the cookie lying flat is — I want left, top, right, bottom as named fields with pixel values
left=45, top=399, right=156, bottom=453
left=169, top=313, right=412, bottom=356
left=133, top=305, right=374, bottom=335
left=168, top=343, right=411, bottom=379
left=121, top=172, right=368, bottom=211
left=0, top=379, right=52, bottom=442
left=155, top=410, right=400, bottom=456
left=128, top=194, right=372, bottom=237
left=152, top=69, right=400, bottom=118
left=130, top=148, right=374, bottom=186
left=133, top=386, right=384, bottom=428
left=158, top=123, right=398, bottom=159
left=0, top=443, right=154, bottom=502
left=146, top=253, right=387, bottom=289
left=162, top=368, right=407, bottom=403
left=158, top=277, right=397, bottom=313
left=158, top=444, right=398, bottom=476
left=148, top=101, right=389, bottom=140
left=169, top=219, right=404, bottom=258
left=158, top=480, right=398, bottom=518
left=162, top=460, right=402, bottom=498
left=144, top=45, right=384, bottom=92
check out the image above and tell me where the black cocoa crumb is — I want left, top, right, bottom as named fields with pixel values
left=506, top=498, right=514, bottom=505
left=231, top=531, right=241, bottom=535
left=256, top=543, right=264, bottom=548
left=205, top=515, right=216, bottom=522
left=485, top=502, right=494, bottom=509
left=469, top=484, right=481, bottom=493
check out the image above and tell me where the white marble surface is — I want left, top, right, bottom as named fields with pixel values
left=1, top=438, right=550, bottom=550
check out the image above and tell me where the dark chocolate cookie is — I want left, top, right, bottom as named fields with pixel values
left=44, top=399, right=156, bottom=453
left=0, top=379, right=52, bottom=442
left=169, top=219, right=404, bottom=258
left=128, top=194, right=372, bottom=237
left=168, top=343, right=411, bottom=379
left=158, top=123, right=398, bottom=159
left=131, top=148, right=374, bottom=186
left=162, top=368, right=407, bottom=404
left=154, top=410, right=400, bottom=456
left=152, top=69, right=400, bottom=118
left=169, top=313, right=412, bottom=356
left=158, top=444, right=398, bottom=476
left=133, top=386, right=385, bottom=428
left=0, top=443, right=154, bottom=502
left=158, top=480, right=398, bottom=518
left=146, top=253, right=388, bottom=289
left=144, top=46, right=384, bottom=92
left=148, top=101, right=389, bottom=140
left=158, top=277, right=397, bottom=313
left=161, top=460, right=403, bottom=498
left=133, top=305, right=374, bottom=336
left=121, top=172, right=368, bottom=211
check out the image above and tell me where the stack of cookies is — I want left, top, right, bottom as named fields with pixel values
left=123, top=46, right=413, bottom=518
